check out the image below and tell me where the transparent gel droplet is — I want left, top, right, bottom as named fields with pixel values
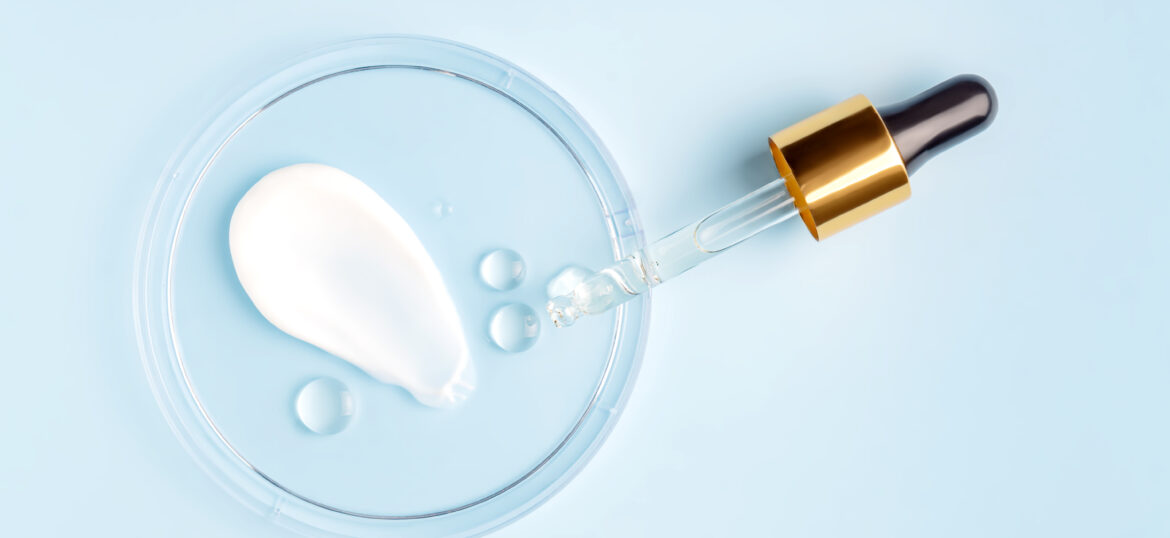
left=479, top=249, right=526, bottom=291
left=546, top=265, right=591, bottom=298
left=431, top=200, right=455, bottom=219
left=295, top=377, right=355, bottom=435
left=489, top=303, right=541, bottom=352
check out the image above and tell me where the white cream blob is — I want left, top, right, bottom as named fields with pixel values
left=229, top=163, right=474, bottom=408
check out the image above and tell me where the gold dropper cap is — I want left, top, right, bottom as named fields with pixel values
left=768, top=75, right=996, bottom=240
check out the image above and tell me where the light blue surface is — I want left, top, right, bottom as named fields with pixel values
left=1, top=1, right=1167, bottom=536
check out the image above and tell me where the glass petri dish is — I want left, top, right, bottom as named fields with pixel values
left=134, top=35, right=648, bottom=537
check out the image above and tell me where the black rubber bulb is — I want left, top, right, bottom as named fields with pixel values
left=879, top=74, right=997, bottom=174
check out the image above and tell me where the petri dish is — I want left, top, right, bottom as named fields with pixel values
left=134, top=35, right=648, bottom=537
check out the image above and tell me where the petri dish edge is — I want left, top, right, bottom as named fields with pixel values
left=133, top=35, right=649, bottom=537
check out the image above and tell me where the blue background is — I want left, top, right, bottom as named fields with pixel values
left=2, top=1, right=1167, bottom=536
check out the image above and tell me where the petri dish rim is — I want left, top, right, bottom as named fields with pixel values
left=133, top=35, right=649, bottom=536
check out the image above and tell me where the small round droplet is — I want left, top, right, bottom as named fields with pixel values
left=295, top=377, right=354, bottom=435
left=479, top=249, right=526, bottom=291
left=431, top=200, right=455, bottom=219
left=489, top=303, right=541, bottom=352
left=546, top=265, right=591, bottom=298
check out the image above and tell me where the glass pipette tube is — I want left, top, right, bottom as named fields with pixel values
left=545, top=75, right=998, bottom=327
left=547, top=177, right=800, bottom=327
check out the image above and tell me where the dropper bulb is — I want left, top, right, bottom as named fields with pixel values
left=879, top=74, right=997, bottom=174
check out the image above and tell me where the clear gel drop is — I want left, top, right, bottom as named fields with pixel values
left=432, top=200, right=455, bottom=219
left=295, top=377, right=355, bottom=435
left=489, top=303, right=541, bottom=352
left=479, top=249, right=526, bottom=291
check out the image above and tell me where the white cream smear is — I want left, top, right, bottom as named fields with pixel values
left=229, top=163, right=475, bottom=408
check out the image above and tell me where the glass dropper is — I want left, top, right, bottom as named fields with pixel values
left=547, top=74, right=998, bottom=328
left=547, top=178, right=799, bottom=327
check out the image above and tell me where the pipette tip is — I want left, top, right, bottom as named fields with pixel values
left=546, top=295, right=580, bottom=328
